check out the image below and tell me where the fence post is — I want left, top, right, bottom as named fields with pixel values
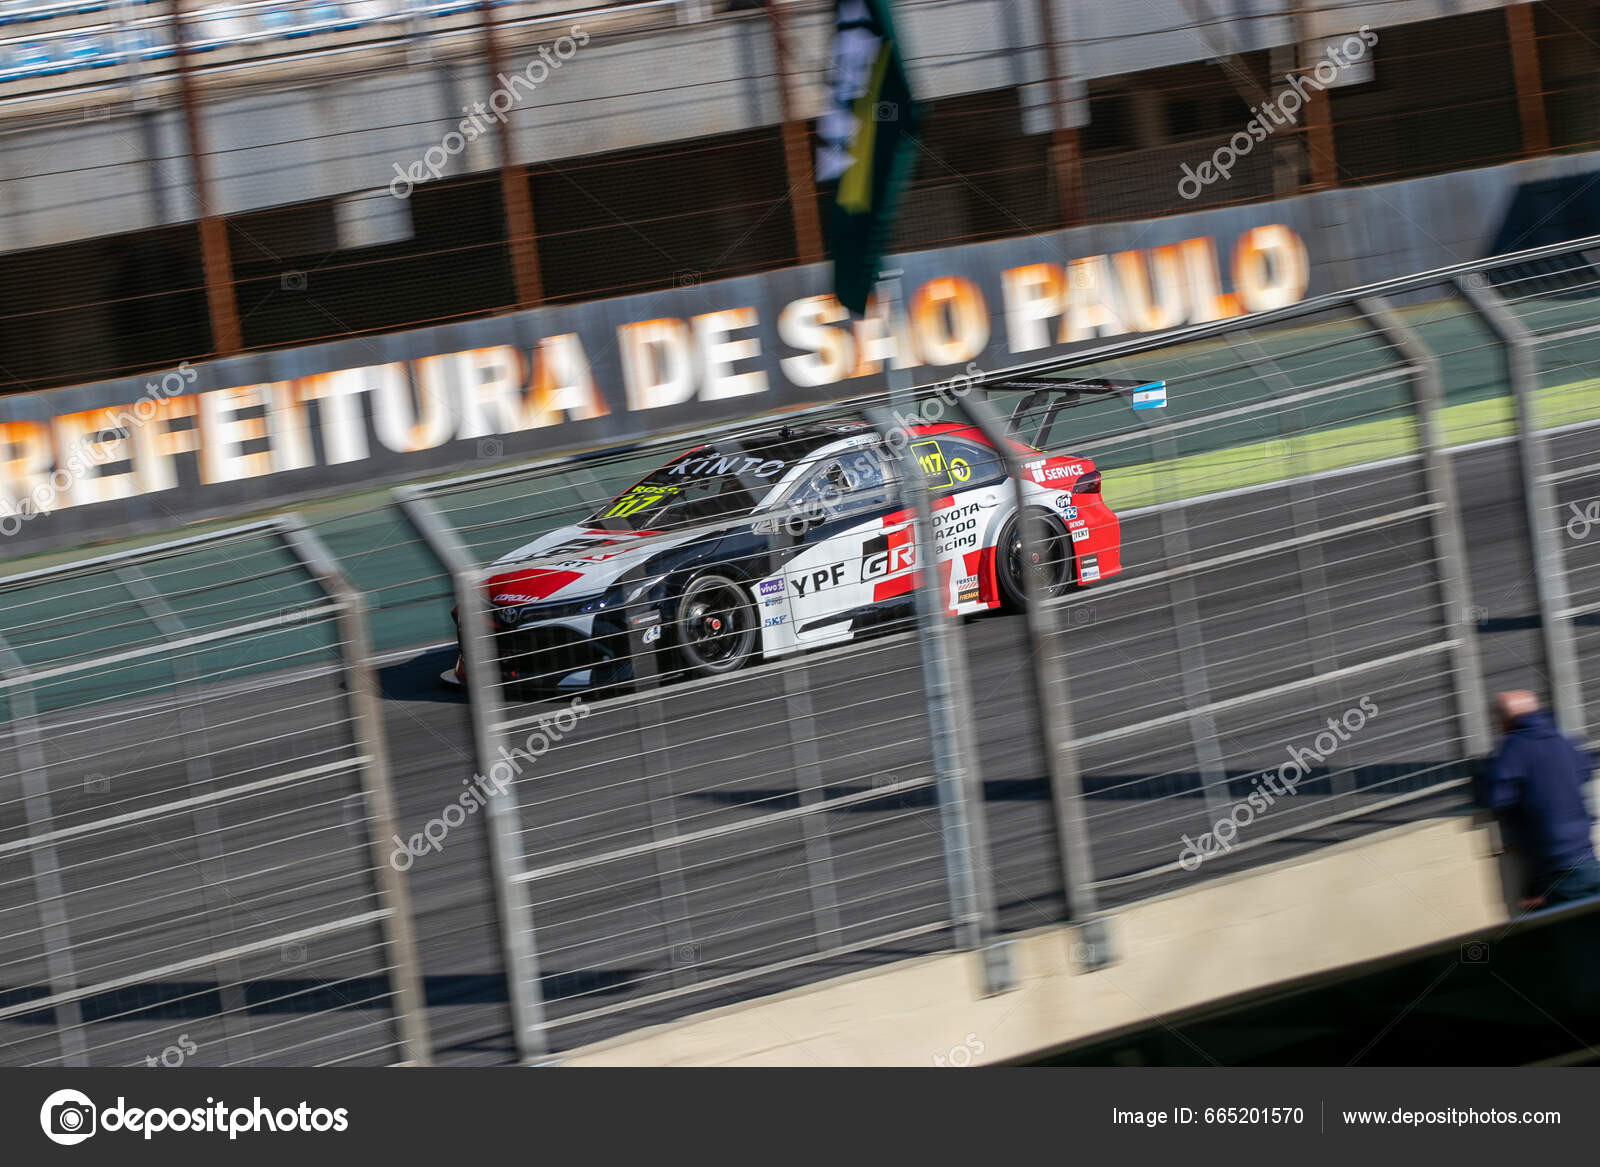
left=866, top=403, right=1012, bottom=994
left=1457, top=277, right=1585, bottom=741
left=1357, top=297, right=1492, bottom=759
left=1226, top=332, right=1359, bottom=796
left=1143, top=425, right=1246, bottom=825
left=617, top=608, right=703, bottom=993
left=0, top=637, right=90, bottom=1067
left=115, top=563, right=260, bottom=1066
left=276, top=517, right=433, bottom=1065
left=393, top=489, right=551, bottom=1061
left=957, top=391, right=1109, bottom=965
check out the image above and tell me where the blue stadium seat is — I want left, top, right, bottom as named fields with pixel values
left=124, top=24, right=172, bottom=59
left=257, top=5, right=297, bottom=35
left=64, top=31, right=113, bottom=67
left=306, top=2, right=361, bottom=32
left=15, top=39, right=66, bottom=75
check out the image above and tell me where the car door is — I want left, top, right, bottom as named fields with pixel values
left=906, top=432, right=1012, bottom=613
left=767, top=443, right=912, bottom=649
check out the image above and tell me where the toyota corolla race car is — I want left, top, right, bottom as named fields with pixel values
left=449, top=382, right=1159, bottom=691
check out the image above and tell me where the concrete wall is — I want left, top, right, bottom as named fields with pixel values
left=560, top=813, right=1530, bottom=1065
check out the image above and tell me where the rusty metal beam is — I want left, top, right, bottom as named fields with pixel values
left=1507, top=3, right=1550, bottom=157
left=170, top=0, right=241, bottom=355
left=1036, top=0, right=1085, bottom=226
left=1290, top=9, right=1337, bottom=192
left=479, top=0, right=544, bottom=308
left=767, top=0, right=823, bottom=265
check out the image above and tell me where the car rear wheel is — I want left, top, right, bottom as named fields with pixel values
left=996, top=510, right=1072, bottom=611
left=674, top=573, right=758, bottom=678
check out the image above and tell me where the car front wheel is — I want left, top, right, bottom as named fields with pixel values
left=673, top=572, right=759, bottom=678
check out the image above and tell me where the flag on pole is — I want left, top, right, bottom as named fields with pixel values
left=815, top=0, right=921, bottom=316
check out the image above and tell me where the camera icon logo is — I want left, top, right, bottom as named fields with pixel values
left=1460, top=940, right=1490, bottom=964
left=40, top=1089, right=97, bottom=1145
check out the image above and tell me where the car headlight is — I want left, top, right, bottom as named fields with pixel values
left=620, top=574, right=671, bottom=608
left=577, top=575, right=669, bottom=614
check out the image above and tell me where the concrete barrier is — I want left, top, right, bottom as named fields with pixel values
left=560, top=813, right=1538, bottom=1066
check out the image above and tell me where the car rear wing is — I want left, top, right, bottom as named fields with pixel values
left=986, top=378, right=1167, bottom=446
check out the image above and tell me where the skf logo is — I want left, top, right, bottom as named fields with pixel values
left=862, top=530, right=916, bottom=581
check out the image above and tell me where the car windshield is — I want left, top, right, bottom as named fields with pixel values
left=587, top=443, right=788, bottom=532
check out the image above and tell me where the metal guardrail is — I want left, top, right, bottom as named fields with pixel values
left=0, top=516, right=428, bottom=1067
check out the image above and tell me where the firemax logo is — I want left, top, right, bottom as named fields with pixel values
left=40, top=1090, right=350, bottom=1143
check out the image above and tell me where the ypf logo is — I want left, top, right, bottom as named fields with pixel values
left=40, top=1089, right=96, bottom=1145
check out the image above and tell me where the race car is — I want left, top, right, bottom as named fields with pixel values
left=448, top=399, right=1137, bottom=692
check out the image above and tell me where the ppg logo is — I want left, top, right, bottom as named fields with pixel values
left=40, top=1089, right=96, bottom=1145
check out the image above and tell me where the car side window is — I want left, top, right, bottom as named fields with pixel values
left=783, top=448, right=894, bottom=513
left=908, top=435, right=1006, bottom=492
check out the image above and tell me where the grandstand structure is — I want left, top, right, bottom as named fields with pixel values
left=0, top=0, right=1597, bottom=395
left=0, top=0, right=706, bottom=87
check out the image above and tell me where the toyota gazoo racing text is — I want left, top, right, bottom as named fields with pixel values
left=447, top=397, right=1146, bottom=692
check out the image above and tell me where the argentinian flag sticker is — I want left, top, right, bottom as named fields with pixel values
left=1130, top=381, right=1167, bottom=410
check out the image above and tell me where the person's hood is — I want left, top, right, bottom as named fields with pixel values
left=1509, top=709, right=1560, bottom=737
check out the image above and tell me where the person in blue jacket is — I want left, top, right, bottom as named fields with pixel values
left=1482, top=690, right=1599, bottom=910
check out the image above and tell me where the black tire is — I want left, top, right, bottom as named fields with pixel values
left=673, top=572, right=759, bottom=678
left=996, top=509, right=1073, bottom=612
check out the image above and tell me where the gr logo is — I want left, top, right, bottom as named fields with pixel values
left=861, top=531, right=915, bottom=581
left=41, top=1089, right=96, bottom=1145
